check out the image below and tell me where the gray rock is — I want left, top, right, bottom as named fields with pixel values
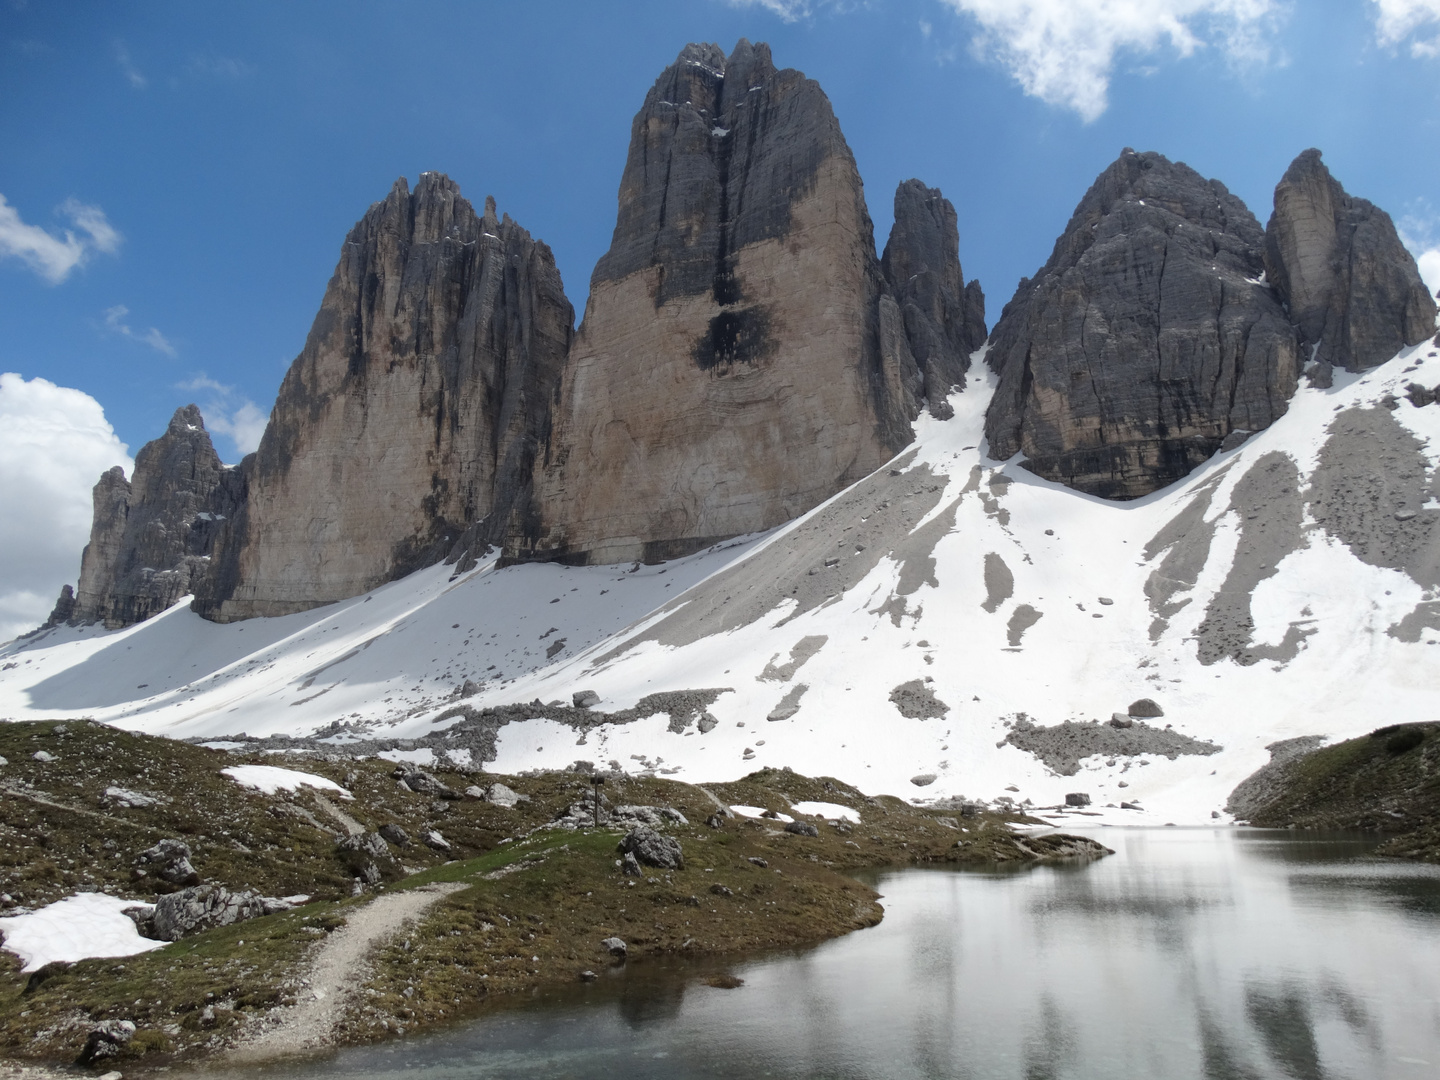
left=31, top=750, right=55, bottom=762
left=1219, top=429, right=1254, bottom=452
left=985, top=149, right=1298, bottom=499
left=152, top=884, right=270, bottom=941
left=1006, top=716, right=1220, bottom=776
left=422, top=829, right=450, bottom=852
left=620, top=851, right=642, bottom=876
left=395, top=767, right=459, bottom=799
left=618, top=826, right=685, bottom=870
left=378, top=823, right=410, bottom=847
left=910, top=773, right=938, bottom=787
left=77, top=1019, right=136, bottom=1065
left=767, top=683, right=808, bottom=722
left=1065, top=793, right=1092, bottom=807
left=510, top=40, right=921, bottom=567
left=697, top=711, right=719, bottom=734
left=64, top=405, right=247, bottom=630
left=1109, top=714, right=1134, bottom=728
left=881, top=179, right=987, bottom=416
left=103, top=786, right=159, bottom=808
left=196, top=176, right=573, bottom=622
left=1128, top=698, right=1164, bottom=718
left=889, top=678, right=949, bottom=719
left=133, top=838, right=199, bottom=887
left=1265, top=149, right=1437, bottom=373
left=784, top=820, right=820, bottom=837
left=483, top=782, right=525, bottom=808
left=573, top=690, right=601, bottom=709
left=601, top=936, right=627, bottom=957
left=748, top=856, right=769, bottom=868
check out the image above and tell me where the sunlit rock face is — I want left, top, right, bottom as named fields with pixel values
left=510, top=40, right=923, bottom=566
left=199, top=175, right=572, bottom=621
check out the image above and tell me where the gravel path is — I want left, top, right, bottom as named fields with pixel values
left=231, top=881, right=465, bottom=1062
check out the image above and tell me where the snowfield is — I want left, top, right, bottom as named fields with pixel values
left=4, top=339, right=1440, bottom=827
left=0, top=893, right=163, bottom=972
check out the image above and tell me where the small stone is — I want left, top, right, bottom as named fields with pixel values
left=747, top=856, right=769, bottom=868
left=710, top=883, right=734, bottom=896
left=1395, top=509, right=1418, bottom=521
left=32, top=750, right=55, bottom=762
left=579, top=970, right=598, bottom=981
left=1121, top=801, right=1142, bottom=810
left=620, top=851, right=642, bottom=876
left=1097, top=597, right=1114, bottom=606
left=422, top=829, right=450, bottom=852
left=1109, top=714, right=1134, bottom=728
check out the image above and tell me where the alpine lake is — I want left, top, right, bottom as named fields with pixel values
left=218, top=828, right=1440, bottom=1080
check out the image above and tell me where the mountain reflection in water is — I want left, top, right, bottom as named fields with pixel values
left=233, top=829, right=1440, bottom=1079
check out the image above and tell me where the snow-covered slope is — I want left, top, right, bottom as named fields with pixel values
left=5, top=339, right=1440, bottom=826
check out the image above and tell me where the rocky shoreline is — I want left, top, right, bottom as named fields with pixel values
left=0, top=719, right=1109, bottom=1074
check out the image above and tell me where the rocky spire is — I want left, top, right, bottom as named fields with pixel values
left=195, top=174, right=573, bottom=621
left=984, top=149, right=1299, bottom=499
left=881, top=179, right=987, bottom=418
left=511, top=40, right=918, bottom=566
left=68, top=405, right=244, bottom=629
left=1264, top=148, right=1437, bottom=381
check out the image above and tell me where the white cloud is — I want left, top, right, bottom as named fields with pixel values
left=178, top=375, right=268, bottom=459
left=114, top=40, right=146, bottom=88
left=0, top=373, right=132, bottom=642
left=939, top=0, right=1282, bottom=122
left=186, top=53, right=255, bottom=79
left=1374, top=0, right=1440, bottom=57
left=0, top=194, right=121, bottom=284
left=726, top=0, right=818, bottom=19
left=1400, top=209, right=1440, bottom=299
left=103, top=305, right=177, bottom=357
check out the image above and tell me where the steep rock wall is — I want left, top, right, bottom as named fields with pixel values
left=509, top=41, right=920, bottom=566
left=198, top=175, right=572, bottom=621
left=984, top=149, right=1299, bottom=499
left=68, top=406, right=244, bottom=629
left=1264, top=148, right=1437, bottom=380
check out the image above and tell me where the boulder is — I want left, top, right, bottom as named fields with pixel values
left=618, top=826, right=685, bottom=870
left=620, top=851, right=642, bottom=876
left=423, top=829, right=451, bottom=852
left=133, top=839, right=199, bottom=887
left=152, top=885, right=268, bottom=941
left=601, top=936, right=627, bottom=957
left=572, top=690, right=601, bottom=708
left=378, top=823, right=410, bottom=847
left=395, top=767, right=459, bottom=799
left=985, top=149, right=1298, bottom=499
left=76, top=1020, right=136, bottom=1065
left=910, top=773, right=938, bottom=787
left=484, top=782, right=525, bottom=808
left=1128, top=698, right=1164, bottom=718
left=1065, top=793, right=1092, bottom=807
left=784, top=820, right=820, bottom=837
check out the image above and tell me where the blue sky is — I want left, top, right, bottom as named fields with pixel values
left=1, top=0, right=1439, bottom=636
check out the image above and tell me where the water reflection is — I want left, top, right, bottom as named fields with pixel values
left=229, top=829, right=1440, bottom=1080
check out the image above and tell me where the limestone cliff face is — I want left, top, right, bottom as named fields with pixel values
left=1264, top=149, right=1437, bottom=379
left=880, top=179, right=987, bottom=419
left=984, top=149, right=1299, bottom=499
left=509, top=41, right=919, bottom=565
left=69, top=405, right=243, bottom=629
left=198, top=174, right=572, bottom=621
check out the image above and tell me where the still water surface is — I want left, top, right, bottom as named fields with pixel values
left=245, top=829, right=1440, bottom=1079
